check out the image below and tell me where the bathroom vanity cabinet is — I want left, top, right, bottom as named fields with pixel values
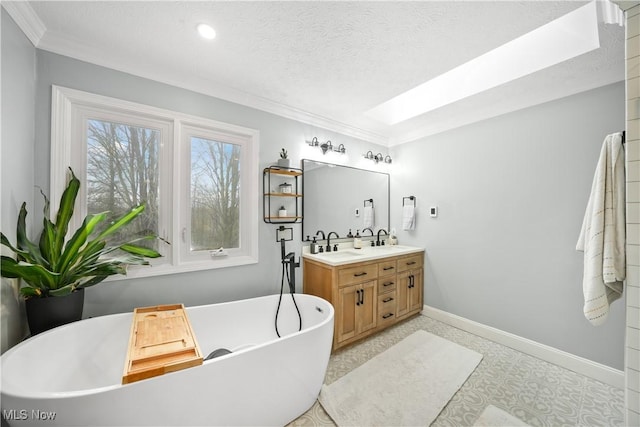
left=303, top=248, right=424, bottom=351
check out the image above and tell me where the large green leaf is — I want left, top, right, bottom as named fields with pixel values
left=1, top=256, right=21, bottom=278
left=56, top=212, right=107, bottom=278
left=95, top=204, right=146, bottom=241
left=75, top=275, right=109, bottom=289
left=119, top=243, right=162, bottom=258
left=76, top=204, right=148, bottom=268
left=15, top=203, right=45, bottom=265
left=1, top=258, right=58, bottom=290
left=53, top=168, right=80, bottom=257
left=48, top=283, right=77, bottom=297
left=38, top=188, right=57, bottom=266
left=1, top=233, right=29, bottom=258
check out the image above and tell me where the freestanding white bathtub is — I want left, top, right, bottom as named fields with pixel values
left=1, top=294, right=334, bottom=426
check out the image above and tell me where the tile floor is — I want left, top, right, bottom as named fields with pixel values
left=290, top=314, right=625, bottom=426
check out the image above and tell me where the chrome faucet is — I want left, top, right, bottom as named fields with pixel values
left=376, top=229, right=388, bottom=246
left=326, top=231, right=339, bottom=252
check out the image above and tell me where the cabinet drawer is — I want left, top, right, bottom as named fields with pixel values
left=338, top=263, right=378, bottom=287
left=397, top=254, right=423, bottom=272
left=377, top=294, right=397, bottom=325
left=378, top=260, right=397, bottom=276
left=378, top=277, right=396, bottom=294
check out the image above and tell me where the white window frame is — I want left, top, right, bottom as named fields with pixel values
left=50, top=85, right=259, bottom=278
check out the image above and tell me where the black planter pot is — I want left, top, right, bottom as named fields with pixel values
left=25, top=288, right=85, bottom=335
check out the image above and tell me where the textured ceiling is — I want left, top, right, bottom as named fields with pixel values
left=11, top=1, right=626, bottom=146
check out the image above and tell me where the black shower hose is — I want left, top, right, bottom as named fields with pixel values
left=274, top=260, right=302, bottom=338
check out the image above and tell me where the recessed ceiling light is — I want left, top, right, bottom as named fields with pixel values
left=197, top=23, right=216, bottom=40
left=366, top=1, right=600, bottom=125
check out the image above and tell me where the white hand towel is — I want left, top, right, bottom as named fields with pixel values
left=363, top=205, right=374, bottom=229
left=402, top=205, right=415, bottom=231
left=576, top=132, right=626, bottom=326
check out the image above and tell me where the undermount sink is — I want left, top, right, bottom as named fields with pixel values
left=370, top=245, right=411, bottom=251
left=319, top=250, right=364, bottom=258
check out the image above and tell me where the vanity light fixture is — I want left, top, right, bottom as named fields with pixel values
left=364, top=151, right=392, bottom=164
left=306, top=137, right=346, bottom=155
left=321, top=140, right=333, bottom=155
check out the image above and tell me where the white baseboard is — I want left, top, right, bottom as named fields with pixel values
left=421, top=305, right=625, bottom=389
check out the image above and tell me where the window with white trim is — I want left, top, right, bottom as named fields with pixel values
left=51, top=86, right=259, bottom=277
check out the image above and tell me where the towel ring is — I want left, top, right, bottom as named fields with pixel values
left=403, top=196, right=416, bottom=206
left=364, top=199, right=374, bottom=207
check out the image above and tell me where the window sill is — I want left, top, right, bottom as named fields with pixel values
left=104, top=255, right=259, bottom=282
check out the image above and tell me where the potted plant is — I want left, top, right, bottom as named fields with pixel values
left=277, top=148, right=290, bottom=168
left=1, top=168, right=163, bottom=335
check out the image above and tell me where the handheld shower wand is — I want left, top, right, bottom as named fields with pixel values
left=281, top=238, right=299, bottom=294
left=275, top=226, right=302, bottom=337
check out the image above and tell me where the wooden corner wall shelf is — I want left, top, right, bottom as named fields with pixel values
left=263, top=166, right=303, bottom=224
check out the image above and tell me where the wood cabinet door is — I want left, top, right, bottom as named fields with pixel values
left=396, top=271, right=410, bottom=318
left=336, top=280, right=377, bottom=344
left=358, top=280, right=377, bottom=334
left=397, top=269, right=423, bottom=317
left=337, top=285, right=358, bottom=343
left=408, top=268, right=423, bottom=313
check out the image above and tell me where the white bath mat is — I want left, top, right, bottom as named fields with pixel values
left=318, top=330, right=482, bottom=426
left=473, top=405, right=530, bottom=426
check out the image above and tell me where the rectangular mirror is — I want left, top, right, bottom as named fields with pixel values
left=302, top=159, right=390, bottom=241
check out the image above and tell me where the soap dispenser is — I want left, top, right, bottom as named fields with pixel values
left=353, top=230, right=362, bottom=249
left=310, top=236, right=319, bottom=254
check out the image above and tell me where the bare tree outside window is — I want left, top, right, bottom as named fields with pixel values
left=86, top=119, right=160, bottom=248
left=190, top=137, right=241, bottom=251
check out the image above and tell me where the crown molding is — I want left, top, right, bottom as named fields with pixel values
left=611, top=1, right=640, bottom=11
left=3, top=0, right=390, bottom=146
left=36, top=29, right=391, bottom=147
left=1, top=1, right=45, bottom=47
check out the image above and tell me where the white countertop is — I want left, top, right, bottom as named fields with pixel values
left=302, top=244, right=424, bottom=266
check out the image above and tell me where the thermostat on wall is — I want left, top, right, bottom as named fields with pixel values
left=430, top=206, right=438, bottom=218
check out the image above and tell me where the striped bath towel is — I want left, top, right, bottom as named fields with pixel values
left=576, top=132, right=626, bottom=326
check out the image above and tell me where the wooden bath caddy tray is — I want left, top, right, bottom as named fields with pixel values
left=122, top=304, right=203, bottom=384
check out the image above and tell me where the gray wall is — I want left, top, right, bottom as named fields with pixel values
left=1, top=16, right=626, bottom=372
left=390, top=82, right=626, bottom=369
left=32, top=51, right=386, bottom=320
left=1, top=9, right=36, bottom=352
